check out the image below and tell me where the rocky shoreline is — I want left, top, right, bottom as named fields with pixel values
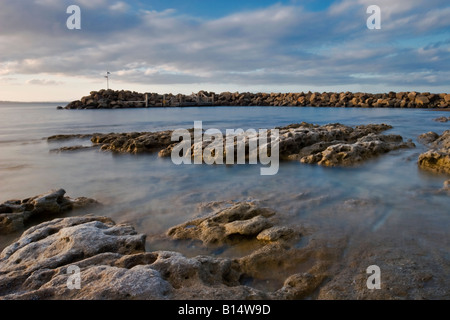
left=64, top=90, right=450, bottom=109
left=1, top=192, right=448, bottom=300
left=0, top=202, right=318, bottom=300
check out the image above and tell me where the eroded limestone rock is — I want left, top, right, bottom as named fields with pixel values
left=418, top=130, right=450, bottom=174
left=167, top=202, right=279, bottom=245
left=0, top=189, right=99, bottom=234
left=0, top=215, right=276, bottom=300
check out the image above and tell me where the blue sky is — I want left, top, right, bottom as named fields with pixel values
left=134, top=0, right=337, bottom=17
left=0, top=0, right=449, bottom=101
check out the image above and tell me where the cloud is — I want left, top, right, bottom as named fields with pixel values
left=26, top=79, right=64, bottom=86
left=0, top=77, right=19, bottom=85
left=0, top=0, right=449, bottom=93
left=109, top=1, right=130, bottom=12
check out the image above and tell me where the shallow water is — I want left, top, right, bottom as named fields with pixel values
left=0, top=103, right=449, bottom=295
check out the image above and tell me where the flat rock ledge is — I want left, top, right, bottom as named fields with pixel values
left=52, top=123, right=414, bottom=167
left=0, top=211, right=328, bottom=300
left=0, top=189, right=99, bottom=234
left=418, top=130, right=450, bottom=174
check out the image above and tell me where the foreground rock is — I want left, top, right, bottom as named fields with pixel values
left=0, top=189, right=98, bottom=234
left=65, top=89, right=450, bottom=109
left=64, top=123, right=414, bottom=167
left=0, top=213, right=329, bottom=300
left=167, top=202, right=297, bottom=245
left=2, top=198, right=445, bottom=300
left=418, top=130, right=450, bottom=174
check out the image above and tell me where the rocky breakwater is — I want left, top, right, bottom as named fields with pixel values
left=64, top=89, right=450, bottom=109
left=418, top=130, right=450, bottom=174
left=86, top=123, right=414, bottom=167
left=0, top=202, right=337, bottom=300
left=0, top=189, right=98, bottom=234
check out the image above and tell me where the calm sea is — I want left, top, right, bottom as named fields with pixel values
left=0, top=103, right=449, bottom=291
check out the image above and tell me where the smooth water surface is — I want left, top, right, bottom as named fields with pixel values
left=0, top=103, right=449, bottom=292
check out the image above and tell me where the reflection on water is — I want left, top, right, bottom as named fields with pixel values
left=0, top=104, right=449, bottom=290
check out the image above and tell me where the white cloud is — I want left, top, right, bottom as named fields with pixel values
left=109, top=1, right=130, bottom=13
left=76, top=0, right=107, bottom=9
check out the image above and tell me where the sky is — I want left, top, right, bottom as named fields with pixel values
left=0, top=0, right=449, bottom=102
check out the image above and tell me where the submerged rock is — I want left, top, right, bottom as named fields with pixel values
left=434, top=116, right=450, bottom=123
left=444, top=180, right=450, bottom=189
left=0, top=189, right=99, bottom=234
left=47, top=134, right=93, bottom=141
left=418, top=130, right=450, bottom=174
left=50, top=145, right=95, bottom=153
left=256, top=226, right=296, bottom=242
left=418, top=132, right=439, bottom=145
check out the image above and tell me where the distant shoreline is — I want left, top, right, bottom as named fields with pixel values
left=64, top=89, right=450, bottom=110
left=0, top=101, right=69, bottom=105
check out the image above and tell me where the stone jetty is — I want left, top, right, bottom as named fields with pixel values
left=65, top=90, right=450, bottom=109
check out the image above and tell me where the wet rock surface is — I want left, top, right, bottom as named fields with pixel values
left=50, top=145, right=95, bottom=153
left=0, top=189, right=99, bottom=234
left=418, top=130, right=450, bottom=174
